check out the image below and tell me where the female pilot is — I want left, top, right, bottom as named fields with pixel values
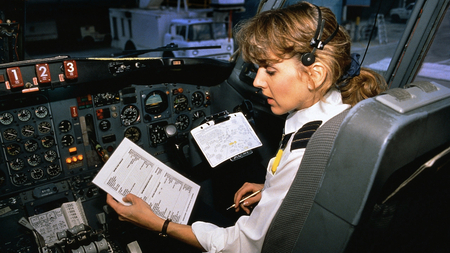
left=106, top=2, right=387, bottom=252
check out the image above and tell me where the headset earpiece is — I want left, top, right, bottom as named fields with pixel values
left=301, top=52, right=316, bottom=66
left=301, top=5, right=322, bottom=66
left=300, top=5, right=339, bottom=67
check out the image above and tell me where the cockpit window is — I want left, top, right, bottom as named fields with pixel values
left=344, top=1, right=418, bottom=78
left=413, top=5, right=450, bottom=88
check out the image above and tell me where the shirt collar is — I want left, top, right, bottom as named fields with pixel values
left=284, top=88, right=351, bottom=134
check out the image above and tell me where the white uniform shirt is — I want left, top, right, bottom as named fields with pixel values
left=191, top=88, right=351, bottom=253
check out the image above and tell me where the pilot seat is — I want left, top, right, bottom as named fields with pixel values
left=261, top=81, right=450, bottom=253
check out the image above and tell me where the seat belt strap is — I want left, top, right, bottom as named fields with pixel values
left=262, top=109, right=350, bottom=253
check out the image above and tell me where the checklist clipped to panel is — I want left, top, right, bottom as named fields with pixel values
left=190, top=111, right=262, bottom=168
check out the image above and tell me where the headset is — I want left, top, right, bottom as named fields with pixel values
left=301, top=5, right=340, bottom=66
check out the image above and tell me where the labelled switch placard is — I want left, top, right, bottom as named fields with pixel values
left=36, top=63, right=52, bottom=83
left=64, top=60, right=78, bottom=80
left=7, top=67, right=24, bottom=88
left=376, top=81, right=450, bottom=113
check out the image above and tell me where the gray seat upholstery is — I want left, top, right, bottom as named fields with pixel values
left=262, top=82, right=450, bottom=252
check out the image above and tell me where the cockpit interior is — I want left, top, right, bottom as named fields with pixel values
left=1, top=0, right=450, bottom=252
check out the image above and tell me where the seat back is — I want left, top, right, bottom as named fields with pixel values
left=263, top=81, right=450, bottom=252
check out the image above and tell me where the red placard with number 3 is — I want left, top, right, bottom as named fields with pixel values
left=64, top=60, right=78, bottom=80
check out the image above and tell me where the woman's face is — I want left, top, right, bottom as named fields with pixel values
left=253, top=57, right=319, bottom=115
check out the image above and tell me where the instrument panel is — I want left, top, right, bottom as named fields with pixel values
left=0, top=56, right=238, bottom=253
left=0, top=82, right=214, bottom=196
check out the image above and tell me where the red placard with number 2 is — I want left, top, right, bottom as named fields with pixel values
left=36, top=63, right=51, bottom=83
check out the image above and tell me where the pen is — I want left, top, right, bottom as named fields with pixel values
left=226, top=189, right=262, bottom=210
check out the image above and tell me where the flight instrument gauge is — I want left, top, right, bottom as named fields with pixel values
left=10, top=158, right=25, bottom=171
left=21, top=125, right=35, bottom=137
left=191, top=91, right=204, bottom=107
left=6, top=143, right=21, bottom=156
left=145, top=90, right=168, bottom=114
left=175, top=114, right=190, bottom=131
left=35, top=106, right=49, bottom=118
left=24, top=139, right=39, bottom=152
left=149, top=122, right=167, bottom=146
left=18, top=109, right=32, bottom=122
left=44, top=150, right=57, bottom=162
left=27, top=154, right=42, bottom=167
left=0, top=112, right=14, bottom=125
left=12, top=173, right=27, bottom=185
left=99, top=120, right=111, bottom=131
left=121, top=105, right=140, bottom=126
left=47, top=164, right=62, bottom=177
left=41, top=136, right=55, bottom=148
left=124, top=126, right=141, bottom=143
left=59, top=120, right=72, bottom=133
left=61, top=134, right=75, bottom=147
left=31, top=168, right=44, bottom=180
left=193, top=110, right=206, bottom=121
left=38, top=121, right=52, bottom=134
left=3, top=128, right=18, bottom=141
left=173, top=94, right=188, bottom=113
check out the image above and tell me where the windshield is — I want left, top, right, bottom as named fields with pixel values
left=3, top=0, right=447, bottom=89
left=413, top=4, right=450, bottom=87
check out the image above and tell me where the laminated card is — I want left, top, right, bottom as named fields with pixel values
left=190, top=112, right=262, bottom=168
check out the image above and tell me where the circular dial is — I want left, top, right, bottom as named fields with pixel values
left=44, top=150, right=58, bottom=162
left=24, top=139, right=39, bottom=152
left=3, top=128, right=18, bottom=141
left=99, top=120, right=111, bottom=131
left=58, top=120, right=72, bottom=133
left=61, top=134, right=75, bottom=147
left=145, top=90, right=169, bottom=114
left=173, top=94, right=188, bottom=113
left=124, top=126, right=141, bottom=143
left=175, top=114, right=190, bottom=131
left=0, top=112, right=14, bottom=125
left=23, top=140, right=39, bottom=153
left=41, top=136, right=55, bottom=148
left=6, top=143, right=21, bottom=156
left=17, top=109, right=32, bottom=122
left=27, top=154, right=42, bottom=167
left=193, top=110, right=206, bottom=121
left=121, top=105, right=140, bottom=126
left=149, top=123, right=167, bottom=146
left=21, top=125, right=35, bottom=137
left=12, top=173, right=27, bottom=185
left=38, top=121, right=52, bottom=134
left=191, top=91, right=205, bottom=107
left=35, top=106, right=49, bottom=119
left=31, top=168, right=44, bottom=180
left=47, top=164, right=62, bottom=177
left=10, top=158, right=25, bottom=171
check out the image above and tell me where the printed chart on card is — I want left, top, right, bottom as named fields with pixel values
left=190, top=112, right=262, bottom=167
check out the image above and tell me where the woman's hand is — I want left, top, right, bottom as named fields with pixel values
left=106, top=193, right=164, bottom=232
left=233, top=182, right=264, bottom=214
left=106, top=194, right=205, bottom=250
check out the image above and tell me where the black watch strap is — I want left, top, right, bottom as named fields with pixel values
left=159, top=219, right=171, bottom=237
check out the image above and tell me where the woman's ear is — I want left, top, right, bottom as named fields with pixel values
left=309, top=63, right=326, bottom=90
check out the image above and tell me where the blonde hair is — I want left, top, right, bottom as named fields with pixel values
left=235, top=1, right=387, bottom=106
